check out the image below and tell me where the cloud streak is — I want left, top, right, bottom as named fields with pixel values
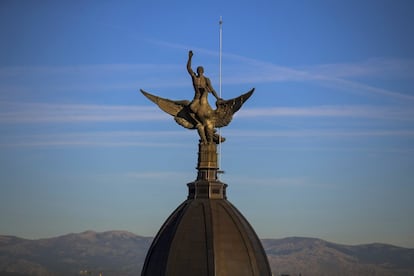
left=238, top=105, right=414, bottom=121
left=1, top=49, right=413, bottom=102
left=221, top=175, right=317, bottom=188
left=125, top=171, right=193, bottom=181
left=0, top=63, right=187, bottom=98
left=0, top=102, right=167, bottom=123
left=224, top=57, right=414, bottom=101
left=0, top=130, right=192, bottom=148
left=1, top=129, right=413, bottom=149
left=300, top=58, right=414, bottom=79
left=225, top=129, right=414, bottom=138
left=1, top=101, right=413, bottom=124
left=148, top=39, right=414, bottom=102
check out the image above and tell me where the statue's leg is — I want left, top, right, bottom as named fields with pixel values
left=205, top=123, right=215, bottom=143
left=196, top=123, right=207, bottom=143
left=189, top=100, right=199, bottom=114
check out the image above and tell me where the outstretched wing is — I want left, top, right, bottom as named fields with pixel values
left=140, top=89, right=197, bottom=129
left=140, top=89, right=189, bottom=116
left=214, top=88, right=254, bottom=128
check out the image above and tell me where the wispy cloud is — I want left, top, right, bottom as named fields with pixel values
left=238, top=105, right=414, bottom=121
left=0, top=64, right=179, bottom=76
left=1, top=44, right=413, bottom=102
left=0, top=63, right=187, bottom=98
left=300, top=58, right=414, bottom=79
left=226, top=129, right=414, bottom=138
left=1, top=128, right=413, bottom=149
left=143, top=39, right=217, bottom=57
left=223, top=56, right=414, bottom=101
left=0, top=131, right=192, bottom=148
left=125, top=171, right=193, bottom=181
left=313, top=76, right=414, bottom=102
left=221, top=175, right=318, bottom=188
left=148, top=39, right=414, bottom=102
left=0, top=102, right=167, bottom=123
left=1, top=101, right=413, bottom=124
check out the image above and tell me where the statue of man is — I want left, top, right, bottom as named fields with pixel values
left=140, top=51, right=254, bottom=144
left=187, top=50, right=222, bottom=142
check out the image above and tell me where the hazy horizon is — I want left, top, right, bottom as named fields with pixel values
left=1, top=1, right=413, bottom=248
left=2, top=229, right=413, bottom=249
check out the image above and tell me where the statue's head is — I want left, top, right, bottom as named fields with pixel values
left=196, top=66, right=204, bottom=75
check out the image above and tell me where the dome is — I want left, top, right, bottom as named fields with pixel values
left=141, top=196, right=271, bottom=276
left=141, top=143, right=272, bottom=276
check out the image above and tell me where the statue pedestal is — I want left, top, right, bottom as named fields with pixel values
left=187, top=142, right=227, bottom=200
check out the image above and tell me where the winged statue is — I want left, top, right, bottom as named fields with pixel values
left=140, top=50, right=254, bottom=144
left=140, top=88, right=254, bottom=144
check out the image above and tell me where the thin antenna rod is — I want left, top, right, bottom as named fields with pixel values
left=218, top=16, right=223, bottom=175
left=219, top=16, right=223, bottom=97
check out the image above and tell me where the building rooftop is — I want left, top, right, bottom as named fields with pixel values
left=141, top=143, right=272, bottom=276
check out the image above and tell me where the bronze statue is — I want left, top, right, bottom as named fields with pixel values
left=140, top=50, right=254, bottom=144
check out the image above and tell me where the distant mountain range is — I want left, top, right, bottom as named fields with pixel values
left=0, top=231, right=413, bottom=276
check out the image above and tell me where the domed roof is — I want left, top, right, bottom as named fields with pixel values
left=141, top=143, right=272, bottom=276
left=141, top=196, right=271, bottom=276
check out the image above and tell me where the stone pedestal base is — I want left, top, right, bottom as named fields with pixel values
left=187, top=142, right=227, bottom=199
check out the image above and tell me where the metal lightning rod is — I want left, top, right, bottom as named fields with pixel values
left=218, top=16, right=223, bottom=176
left=219, top=16, right=223, bottom=97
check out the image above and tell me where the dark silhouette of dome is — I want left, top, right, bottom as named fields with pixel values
left=141, top=143, right=272, bottom=276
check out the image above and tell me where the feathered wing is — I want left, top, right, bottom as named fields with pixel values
left=214, top=88, right=255, bottom=128
left=140, top=89, right=196, bottom=129
left=140, top=89, right=188, bottom=116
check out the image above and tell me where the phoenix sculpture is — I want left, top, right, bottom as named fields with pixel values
left=140, top=50, right=254, bottom=144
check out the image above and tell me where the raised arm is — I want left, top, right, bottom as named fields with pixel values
left=187, top=50, right=194, bottom=76
left=206, top=78, right=221, bottom=100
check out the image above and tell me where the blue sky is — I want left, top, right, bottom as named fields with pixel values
left=1, top=1, right=413, bottom=248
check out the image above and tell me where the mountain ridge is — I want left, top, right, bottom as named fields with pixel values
left=1, top=230, right=413, bottom=276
